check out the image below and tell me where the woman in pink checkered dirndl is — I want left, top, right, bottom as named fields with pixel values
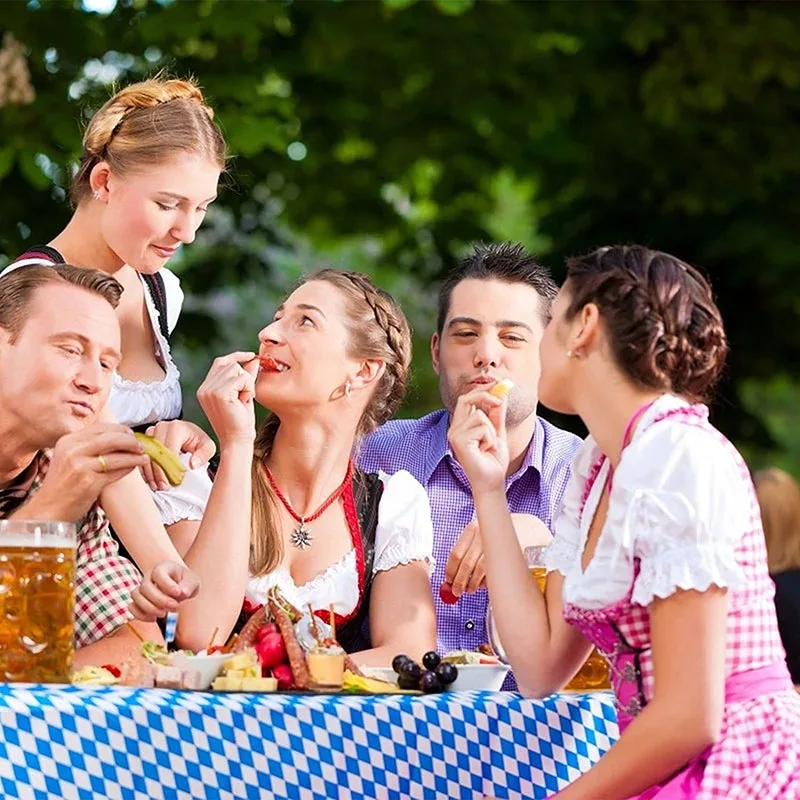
left=448, top=245, right=800, bottom=800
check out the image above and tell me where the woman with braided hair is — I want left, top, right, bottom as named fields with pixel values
left=4, top=76, right=226, bottom=574
left=131, top=270, right=437, bottom=662
left=449, top=245, right=799, bottom=798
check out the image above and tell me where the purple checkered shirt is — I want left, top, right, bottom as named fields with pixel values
left=359, top=409, right=580, bottom=687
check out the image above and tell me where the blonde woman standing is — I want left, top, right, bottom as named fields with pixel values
left=6, top=76, right=226, bottom=574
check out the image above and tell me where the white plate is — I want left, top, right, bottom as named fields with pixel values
left=170, top=652, right=229, bottom=690
left=363, top=663, right=510, bottom=693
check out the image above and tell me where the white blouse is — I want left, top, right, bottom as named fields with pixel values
left=110, top=269, right=183, bottom=428
left=155, top=466, right=435, bottom=616
left=545, top=394, right=747, bottom=610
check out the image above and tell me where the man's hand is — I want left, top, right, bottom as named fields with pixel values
left=14, top=423, right=149, bottom=523
left=139, top=420, right=217, bottom=491
left=129, top=561, right=200, bottom=622
left=444, top=513, right=553, bottom=598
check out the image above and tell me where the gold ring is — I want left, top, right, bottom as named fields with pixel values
left=97, top=455, right=108, bottom=473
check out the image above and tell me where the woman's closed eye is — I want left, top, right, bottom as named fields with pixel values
left=156, top=202, right=178, bottom=212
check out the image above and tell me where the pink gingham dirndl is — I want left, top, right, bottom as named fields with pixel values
left=560, top=403, right=800, bottom=799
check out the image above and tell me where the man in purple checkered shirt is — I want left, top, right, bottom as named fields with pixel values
left=359, top=244, right=580, bottom=686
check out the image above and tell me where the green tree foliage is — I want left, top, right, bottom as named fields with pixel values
left=2, top=0, right=800, bottom=469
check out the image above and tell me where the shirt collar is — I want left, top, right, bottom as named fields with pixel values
left=421, top=410, right=544, bottom=485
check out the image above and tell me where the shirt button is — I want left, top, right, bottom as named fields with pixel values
left=465, top=620, right=475, bottom=631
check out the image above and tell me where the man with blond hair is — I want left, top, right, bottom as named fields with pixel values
left=0, top=264, right=163, bottom=664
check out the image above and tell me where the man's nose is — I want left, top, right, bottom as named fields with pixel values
left=473, top=338, right=501, bottom=369
left=74, top=360, right=103, bottom=394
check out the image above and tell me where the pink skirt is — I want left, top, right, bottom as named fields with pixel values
left=626, top=662, right=800, bottom=800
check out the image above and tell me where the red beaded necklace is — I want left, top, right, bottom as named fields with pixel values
left=264, top=460, right=354, bottom=550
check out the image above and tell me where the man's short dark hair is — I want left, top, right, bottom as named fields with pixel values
left=436, top=242, right=559, bottom=334
left=0, top=264, right=122, bottom=341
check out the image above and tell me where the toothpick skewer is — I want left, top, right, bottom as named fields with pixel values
left=308, top=603, right=321, bottom=645
left=206, top=625, right=219, bottom=653
left=329, top=603, right=337, bottom=643
left=126, top=622, right=145, bottom=643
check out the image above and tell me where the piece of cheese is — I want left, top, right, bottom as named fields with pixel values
left=489, top=378, right=514, bottom=399
left=242, top=677, right=278, bottom=692
left=224, top=653, right=255, bottom=672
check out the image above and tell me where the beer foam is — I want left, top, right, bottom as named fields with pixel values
left=0, top=533, right=75, bottom=548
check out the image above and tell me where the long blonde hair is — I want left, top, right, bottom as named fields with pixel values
left=71, top=76, right=226, bottom=205
left=754, top=467, right=800, bottom=574
left=250, top=270, right=413, bottom=576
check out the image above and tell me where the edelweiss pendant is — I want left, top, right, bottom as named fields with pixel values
left=290, top=521, right=313, bottom=550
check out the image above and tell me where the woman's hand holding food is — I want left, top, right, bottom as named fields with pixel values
left=447, top=385, right=510, bottom=494
left=196, top=351, right=259, bottom=450
left=139, top=420, right=217, bottom=491
left=129, top=561, right=200, bottom=622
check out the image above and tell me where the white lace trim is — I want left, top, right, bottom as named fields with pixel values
left=109, top=272, right=182, bottom=427
left=152, top=494, right=204, bottom=528
left=544, top=534, right=579, bottom=577
left=374, top=541, right=435, bottom=575
left=246, top=550, right=360, bottom=617
left=632, top=542, right=745, bottom=607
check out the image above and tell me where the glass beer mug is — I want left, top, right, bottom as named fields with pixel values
left=0, top=520, right=77, bottom=683
left=487, top=545, right=610, bottom=691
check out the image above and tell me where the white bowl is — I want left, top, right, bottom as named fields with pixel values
left=170, top=652, right=229, bottom=690
left=362, top=663, right=510, bottom=693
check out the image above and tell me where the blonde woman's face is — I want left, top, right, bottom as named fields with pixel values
left=99, top=152, right=220, bottom=273
left=255, top=281, right=363, bottom=416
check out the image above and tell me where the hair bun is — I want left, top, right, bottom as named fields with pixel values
left=114, top=78, right=210, bottom=115
left=82, top=77, right=211, bottom=156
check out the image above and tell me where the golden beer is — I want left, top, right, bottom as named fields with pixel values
left=525, top=545, right=610, bottom=691
left=0, top=522, right=76, bottom=683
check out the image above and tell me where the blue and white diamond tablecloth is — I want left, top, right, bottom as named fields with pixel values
left=0, top=684, right=618, bottom=799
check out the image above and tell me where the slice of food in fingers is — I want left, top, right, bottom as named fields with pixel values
left=133, top=433, right=186, bottom=487
left=488, top=378, right=514, bottom=399
left=259, top=355, right=289, bottom=372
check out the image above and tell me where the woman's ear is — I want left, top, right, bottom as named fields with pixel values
left=570, top=302, right=600, bottom=354
left=351, top=359, right=386, bottom=392
left=88, top=161, right=112, bottom=202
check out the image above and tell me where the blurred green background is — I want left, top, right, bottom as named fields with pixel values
left=2, top=0, right=800, bottom=475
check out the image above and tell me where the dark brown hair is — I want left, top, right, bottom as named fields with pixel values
left=564, top=245, right=727, bottom=403
left=437, top=242, right=558, bottom=334
left=71, top=76, right=227, bottom=206
left=0, top=264, right=122, bottom=341
left=250, top=269, right=412, bottom=575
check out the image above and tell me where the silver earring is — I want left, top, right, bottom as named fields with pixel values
left=345, top=381, right=352, bottom=399
left=92, top=190, right=101, bottom=201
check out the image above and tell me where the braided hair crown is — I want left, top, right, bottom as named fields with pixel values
left=303, top=269, right=412, bottom=437
left=564, top=245, right=728, bottom=403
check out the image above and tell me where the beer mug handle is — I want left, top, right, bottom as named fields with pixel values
left=485, top=605, right=509, bottom=664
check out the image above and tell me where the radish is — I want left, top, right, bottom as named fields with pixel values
left=255, top=632, right=287, bottom=668
left=255, top=623, right=279, bottom=644
left=272, top=663, right=294, bottom=690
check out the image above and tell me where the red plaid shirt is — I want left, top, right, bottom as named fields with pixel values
left=0, top=450, right=141, bottom=647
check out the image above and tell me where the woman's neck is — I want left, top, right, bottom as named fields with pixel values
left=265, top=415, right=358, bottom=516
left=573, top=377, right=666, bottom=468
left=50, top=206, right=126, bottom=276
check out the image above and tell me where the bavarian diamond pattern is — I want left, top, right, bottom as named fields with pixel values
left=0, top=685, right=617, bottom=799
